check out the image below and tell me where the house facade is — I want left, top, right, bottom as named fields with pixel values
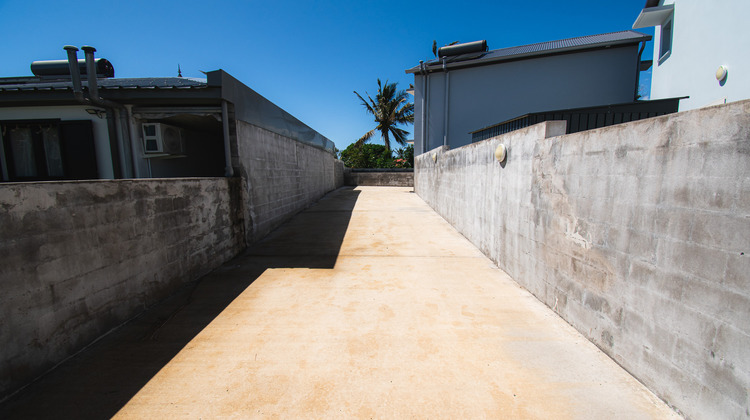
left=406, top=31, right=651, bottom=155
left=633, top=0, right=750, bottom=110
left=0, top=47, right=335, bottom=183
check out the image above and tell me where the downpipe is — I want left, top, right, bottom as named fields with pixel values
left=442, top=57, right=450, bottom=148
left=64, top=45, right=133, bottom=178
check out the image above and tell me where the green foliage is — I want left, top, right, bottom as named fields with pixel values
left=354, top=79, right=414, bottom=151
left=340, top=143, right=415, bottom=169
left=394, top=144, right=414, bottom=168
left=340, top=143, right=393, bottom=168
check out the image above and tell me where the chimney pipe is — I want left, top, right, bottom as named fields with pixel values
left=81, top=46, right=100, bottom=99
left=63, top=45, right=85, bottom=101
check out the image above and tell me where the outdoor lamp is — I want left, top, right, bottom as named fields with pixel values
left=495, top=144, right=507, bottom=163
left=716, top=65, right=728, bottom=82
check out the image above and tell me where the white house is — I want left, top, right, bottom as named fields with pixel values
left=406, top=31, right=654, bottom=155
left=633, top=0, right=750, bottom=110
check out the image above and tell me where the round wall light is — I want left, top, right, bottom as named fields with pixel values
left=716, top=65, right=728, bottom=82
left=495, top=144, right=507, bottom=163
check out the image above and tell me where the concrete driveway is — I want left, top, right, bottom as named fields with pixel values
left=0, top=186, right=679, bottom=419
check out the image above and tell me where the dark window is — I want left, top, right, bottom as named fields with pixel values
left=0, top=120, right=98, bottom=182
left=659, top=19, right=673, bottom=62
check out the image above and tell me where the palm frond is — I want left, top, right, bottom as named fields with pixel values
left=354, top=79, right=414, bottom=150
left=355, top=129, right=375, bottom=147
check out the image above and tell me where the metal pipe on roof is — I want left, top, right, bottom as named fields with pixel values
left=63, top=46, right=85, bottom=102
left=81, top=46, right=100, bottom=100
left=65, top=45, right=133, bottom=178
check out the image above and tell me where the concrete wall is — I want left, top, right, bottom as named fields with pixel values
left=413, top=45, right=640, bottom=154
left=344, top=169, right=414, bottom=187
left=236, top=121, right=342, bottom=242
left=648, top=0, right=750, bottom=110
left=415, top=100, right=750, bottom=420
left=0, top=178, right=246, bottom=399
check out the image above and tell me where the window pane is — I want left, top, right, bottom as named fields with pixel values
left=660, top=20, right=672, bottom=59
left=42, top=126, right=64, bottom=177
left=9, top=127, right=36, bottom=177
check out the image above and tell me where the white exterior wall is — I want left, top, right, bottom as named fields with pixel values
left=412, top=45, right=640, bottom=155
left=0, top=106, right=114, bottom=179
left=650, top=0, right=750, bottom=110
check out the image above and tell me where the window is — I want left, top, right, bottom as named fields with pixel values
left=659, top=18, right=673, bottom=63
left=0, top=120, right=98, bottom=182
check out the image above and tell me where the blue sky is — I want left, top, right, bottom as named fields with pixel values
left=0, top=0, right=653, bottom=151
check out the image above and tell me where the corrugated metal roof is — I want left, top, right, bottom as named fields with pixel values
left=0, top=77, right=207, bottom=92
left=406, top=30, right=651, bottom=74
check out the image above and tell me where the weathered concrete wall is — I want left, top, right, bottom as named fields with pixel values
left=415, top=100, right=750, bottom=420
left=0, top=178, right=246, bottom=399
left=344, top=169, right=414, bottom=187
left=236, top=122, right=340, bottom=242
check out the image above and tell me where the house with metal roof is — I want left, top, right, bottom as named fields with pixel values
left=0, top=46, right=335, bottom=183
left=406, top=30, right=657, bottom=155
left=633, top=0, right=750, bottom=110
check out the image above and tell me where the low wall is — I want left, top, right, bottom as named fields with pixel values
left=344, top=169, right=414, bottom=187
left=415, top=100, right=750, bottom=420
left=0, top=178, right=246, bottom=399
left=236, top=122, right=342, bottom=242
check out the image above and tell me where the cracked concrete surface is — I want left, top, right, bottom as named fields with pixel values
left=0, top=186, right=680, bottom=419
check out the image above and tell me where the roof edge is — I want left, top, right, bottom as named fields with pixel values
left=406, top=30, right=652, bottom=74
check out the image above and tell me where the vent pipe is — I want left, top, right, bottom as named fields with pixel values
left=63, top=45, right=134, bottom=178
left=81, top=46, right=100, bottom=100
left=63, top=45, right=84, bottom=102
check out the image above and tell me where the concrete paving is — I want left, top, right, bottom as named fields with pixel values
left=0, top=186, right=680, bottom=419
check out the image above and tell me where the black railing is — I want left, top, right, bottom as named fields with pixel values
left=471, top=97, right=683, bottom=142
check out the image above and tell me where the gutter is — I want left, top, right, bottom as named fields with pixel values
left=442, top=57, right=450, bottom=147
left=406, top=34, right=652, bottom=75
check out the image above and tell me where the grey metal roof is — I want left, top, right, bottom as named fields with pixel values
left=0, top=77, right=207, bottom=92
left=406, top=30, right=651, bottom=74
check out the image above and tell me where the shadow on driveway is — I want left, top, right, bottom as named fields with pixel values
left=0, top=187, right=360, bottom=419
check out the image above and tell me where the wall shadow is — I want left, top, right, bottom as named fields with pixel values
left=0, top=186, right=360, bottom=419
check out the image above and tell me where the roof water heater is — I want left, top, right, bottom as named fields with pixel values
left=30, top=58, right=115, bottom=78
left=438, top=40, right=488, bottom=57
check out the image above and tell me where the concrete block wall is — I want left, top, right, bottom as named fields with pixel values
left=236, top=121, right=341, bottom=242
left=0, top=178, right=246, bottom=399
left=415, top=100, right=750, bottom=420
left=344, top=169, right=414, bottom=187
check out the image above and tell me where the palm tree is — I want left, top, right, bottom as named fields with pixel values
left=354, top=79, right=414, bottom=151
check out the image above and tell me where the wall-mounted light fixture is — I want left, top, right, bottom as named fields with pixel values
left=716, top=65, right=728, bottom=82
left=495, top=144, right=507, bottom=163
left=85, top=108, right=106, bottom=119
left=432, top=153, right=437, bottom=162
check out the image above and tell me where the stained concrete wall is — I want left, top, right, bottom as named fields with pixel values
left=0, top=178, right=246, bottom=400
left=344, top=169, right=413, bottom=187
left=415, top=100, right=750, bottom=420
left=235, top=121, right=342, bottom=242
